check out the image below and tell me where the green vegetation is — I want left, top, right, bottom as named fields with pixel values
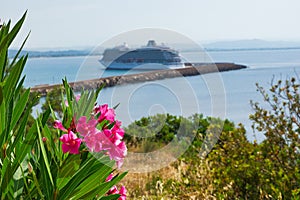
left=3, top=11, right=299, bottom=200
left=123, top=77, right=300, bottom=199
left=37, top=56, right=300, bottom=199
left=0, top=13, right=126, bottom=199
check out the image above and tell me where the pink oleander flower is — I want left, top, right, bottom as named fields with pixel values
left=107, top=186, right=119, bottom=197
left=104, top=140, right=127, bottom=168
left=64, top=100, right=69, bottom=107
left=83, top=128, right=127, bottom=168
left=75, top=94, right=81, bottom=102
left=76, top=116, right=98, bottom=137
left=59, top=130, right=82, bottom=154
left=103, top=122, right=124, bottom=146
left=54, top=105, right=127, bottom=168
left=115, top=141, right=127, bottom=168
left=53, top=120, right=67, bottom=132
left=65, top=94, right=81, bottom=107
left=106, top=173, right=114, bottom=182
left=84, top=130, right=110, bottom=152
left=69, top=117, right=77, bottom=133
left=119, top=186, right=127, bottom=200
left=106, top=174, right=127, bottom=200
left=94, top=104, right=115, bottom=123
left=101, top=129, right=127, bottom=168
left=111, top=120, right=125, bottom=144
left=54, top=119, right=77, bottom=133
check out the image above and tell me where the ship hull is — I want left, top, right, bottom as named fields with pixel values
left=100, top=61, right=185, bottom=70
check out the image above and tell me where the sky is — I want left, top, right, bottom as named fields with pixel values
left=1, top=0, right=300, bottom=49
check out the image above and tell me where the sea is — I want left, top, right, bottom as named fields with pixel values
left=23, top=48, right=300, bottom=142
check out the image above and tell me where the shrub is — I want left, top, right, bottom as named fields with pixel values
left=123, top=77, right=300, bottom=199
left=250, top=78, right=300, bottom=198
left=207, top=77, right=300, bottom=199
left=0, top=13, right=127, bottom=199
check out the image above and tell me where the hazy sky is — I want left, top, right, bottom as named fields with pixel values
left=2, top=0, right=300, bottom=49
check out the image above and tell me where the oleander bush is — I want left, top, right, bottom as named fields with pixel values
left=0, top=13, right=127, bottom=199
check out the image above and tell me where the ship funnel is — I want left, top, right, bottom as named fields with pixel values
left=147, top=40, right=157, bottom=47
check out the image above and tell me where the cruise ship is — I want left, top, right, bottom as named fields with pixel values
left=99, top=40, right=184, bottom=70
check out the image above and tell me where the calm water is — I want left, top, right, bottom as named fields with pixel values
left=24, top=49, right=300, bottom=141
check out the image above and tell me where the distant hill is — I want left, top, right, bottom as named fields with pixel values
left=8, top=39, right=300, bottom=58
left=8, top=49, right=96, bottom=58
left=203, top=39, right=300, bottom=50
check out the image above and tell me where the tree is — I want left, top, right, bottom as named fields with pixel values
left=207, top=77, right=300, bottom=199
left=250, top=77, right=300, bottom=198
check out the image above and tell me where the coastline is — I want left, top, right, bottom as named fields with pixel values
left=30, top=62, right=247, bottom=96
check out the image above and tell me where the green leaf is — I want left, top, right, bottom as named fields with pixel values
left=56, top=155, right=81, bottom=190
left=69, top=162, right=114, bottom=199
left=57, top=157, right=115, bottom=200
left=62, top=78, right=74, bottom=112
left=113, top=103, right=120, bottom=110
left=1, top=20, right=11, bottom=40
left=0, top=99, right=5, bottom=138
left=15, top=110, right=49, bottom=166
left=0, top=12, right=26, bottom=82
left=100, top=194, right=121, bottom=200
left=3, top=55, right=27, bottom=103
left=30, top=166, right=45, bottom=198
left=15, top=75, right=26, bottom=96
left=42, top=124, right=60, bottom=163
left=0, top=11, right=27, bottom=51
left=0, top=85, right=3, bottom=105
left=10, top=31, right=30, bottom=67
left=75, top=90, right=97, bottom=119
left=1, top=157, right=13, bottom=198
left=0, top=50, right=7, bottom=82
left=57, top=157, right=97, bottom=199
left=16, top=160, right=31, bottom=199
left=10, top=104, right=31, bottom=161
left=36, top=119, right=54, bottom=187
left=0, top=32, right=8, bottom=81
left=2, top=92, right=14, bottom=146
left=41, top=106, right=51, bottom=125
left=94, top=172, right=127, bottom=199
left=75, top=91, right=88, bottom=118
left=10, top=88, right=30, bottom=130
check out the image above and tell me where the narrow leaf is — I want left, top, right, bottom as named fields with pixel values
left=10, top=31, right=30, bottom=67
left=69, top=162, right=113, bottom=199
left=0, top=11, right=27, bottom=50
left=58, top=157, right=97, bottom=199
left=94, top=172, right=127, bottom=199
left=36, top=119, right=54, bottom=187
left=10, top=88, right=30, bottom=130
left=3, top=56, right=27, bottom=103
left=100, top=194, right=120, bottom=200
left=0, top=85, right=3, bottom=105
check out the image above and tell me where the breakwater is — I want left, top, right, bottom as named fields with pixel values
left=30, top=62, right=246, bottom=96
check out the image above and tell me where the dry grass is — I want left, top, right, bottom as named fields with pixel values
left=118, top=156, right=216, bottom=199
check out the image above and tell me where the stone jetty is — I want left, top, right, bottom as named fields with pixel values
left=30, top=62, right=246, bottom=96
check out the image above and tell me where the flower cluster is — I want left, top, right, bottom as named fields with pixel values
left=53, top=103, right=127, bottom=168
left=106, top=173, right=127, bottom=200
